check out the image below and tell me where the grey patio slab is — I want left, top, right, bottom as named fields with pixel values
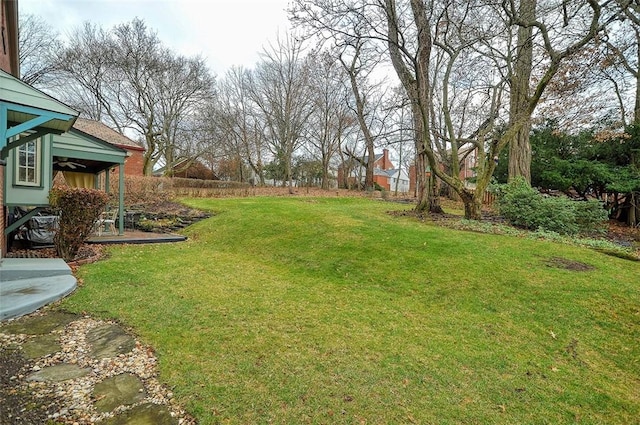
left=0, top=258, right=71, bottom=280
left=0, top=275, right=77, bottom=321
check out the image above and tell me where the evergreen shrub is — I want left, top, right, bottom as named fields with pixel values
left=494, top=177, right=608, bottom=235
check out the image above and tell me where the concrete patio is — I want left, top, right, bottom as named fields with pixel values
left=0, top=258, right=76, bottom=321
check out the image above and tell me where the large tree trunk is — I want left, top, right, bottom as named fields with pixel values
left=142, top=133, right=156, bottom=176
left=414, top=149, right=429, bottom=211
left=247, top=156, right=265, bottom=186
left=508, top=120, right=532, bottom=182
left=629, top=192, right=638, bottom=227
left=460, top=190, right=482, bottom=220
left=413, top=114, right=443, bottom=213
left=321, top=161, right=330, bottom=189
left=365, top=142, right=375, bottom=190
left=286, top=151, right=295, bottom=194
left=429, top=174, right=443, bottom=213
left=508, top=0, right=536, bottom=183
left=635, top=30, right=640, bottom=125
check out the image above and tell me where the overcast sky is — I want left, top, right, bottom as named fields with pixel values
left=19, top=0, right=292, bottom=76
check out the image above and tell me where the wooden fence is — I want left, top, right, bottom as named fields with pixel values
left=482, top=190, right=496, bottom=206
left=447, top=189, right=496, bottom=206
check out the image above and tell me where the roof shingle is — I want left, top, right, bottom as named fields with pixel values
left=72, top=118, right=144, bottom=151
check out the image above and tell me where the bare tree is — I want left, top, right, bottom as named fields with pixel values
left=305, top=50, right=355, bottom=189
left=152, top=53, right=215, bottom=175
left=430, top=2, right=497, bottom=188
left=55, top=18, right=215, bottom=175
left=18, top=13, right=62, bottom=86
left=384, top=0, right=449, bottom=212
left=212, top=66, right=267, bottom=184
left=292, top=0, right=629, bottom=219
left=338, top=38, right=389, bottom=191
left=291, top=0, right=443, bottom=211
left=248, top=33, right=315, bottom=193
left=56, top=22, right=120, bottom=123
left=109, top=19, right=214, bottom=174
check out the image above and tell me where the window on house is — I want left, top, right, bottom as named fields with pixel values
left=16, top=139, right=42, bottom=186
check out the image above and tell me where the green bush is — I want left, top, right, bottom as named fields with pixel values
left=495, top=177, right=608, bottom=235
left=49, top=187, right=109, bottom=261
left=573, top=198, right=610, bottom=234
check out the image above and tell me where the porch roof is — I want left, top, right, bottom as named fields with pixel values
left=0, top=69, right=78, bottom=151
left=52, top=127, right=128, bottom=174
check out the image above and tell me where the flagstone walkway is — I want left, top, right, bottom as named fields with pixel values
left=0, top=309, right=196, bottom=425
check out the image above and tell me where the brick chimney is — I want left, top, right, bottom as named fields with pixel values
left=382, top=149, right=390, bottom=170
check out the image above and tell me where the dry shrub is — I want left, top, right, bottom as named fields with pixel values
left=49, top=187, right=109, bottom=261
left=245, top=186, right=374, bottom=198
left=107, top=175, right=174, bottom=206
left=171, top=178, right=250, bottom=189
left=58, top=171, right=411, bottom=203
left=172, top=186, right=258, bottom=198
left=105, top=175, right=402, bottom=205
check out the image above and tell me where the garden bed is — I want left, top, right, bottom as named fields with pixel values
left=123, top=200, right=211, bottom=233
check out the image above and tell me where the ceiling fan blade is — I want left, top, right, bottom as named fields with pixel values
left=56, top=160, right=86, bottom=169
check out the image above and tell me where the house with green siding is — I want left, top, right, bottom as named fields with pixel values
left=0, top=70, right=130, bottom=245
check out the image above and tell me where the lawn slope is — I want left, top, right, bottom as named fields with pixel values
left=64, top=197, right=640, bottom=424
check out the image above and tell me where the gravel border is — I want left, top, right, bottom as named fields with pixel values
left=0, top=310, right=197, bottom=424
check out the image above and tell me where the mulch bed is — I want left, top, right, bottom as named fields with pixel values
left=388, top=207, right=640, bottom=258
left=6, top=245, right=100, bottom=261
left=0, top=346, right=64, bottom=425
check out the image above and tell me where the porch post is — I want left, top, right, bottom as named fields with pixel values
left=118, top=164, right=124, bottom=235
left=105, top=168, right=110, bottom=193
left=0, top=159, right=5, bottom=257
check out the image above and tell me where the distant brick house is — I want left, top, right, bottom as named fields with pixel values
left=456, top=145, right=478, bottom=183
left=172, top=158, right=219, bottom=180
left=72, top=118, right=145, bottom=176
left=154, top=158, right=219, bottom=180
left=338, top=149, right=410, bottom=193
left=408, top=144, right=478, bottom=195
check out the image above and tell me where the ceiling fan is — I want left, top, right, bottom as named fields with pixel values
left=54, top=157, right=86, bottom=169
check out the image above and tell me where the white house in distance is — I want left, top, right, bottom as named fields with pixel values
left=378, top=167, right=411, bottom=194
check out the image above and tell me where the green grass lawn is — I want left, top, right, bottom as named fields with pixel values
left=63, top=197, right=639, bottom=424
